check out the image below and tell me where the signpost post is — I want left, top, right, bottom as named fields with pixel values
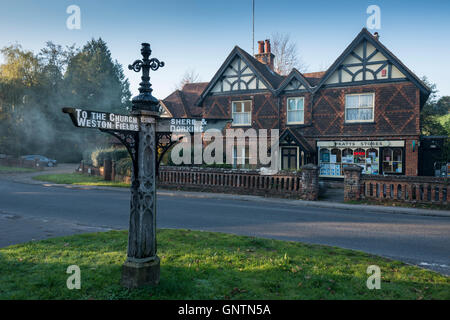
left=63, top=43, right=164, bottom=288
left=63, top=43, right=231, bottom=288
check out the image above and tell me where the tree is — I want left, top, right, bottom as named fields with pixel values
left=420, top=77, right=447, bottom=136
left=177, top=69, right=200, bottom=90
left=419, top=77, right=450, bottom=161
left=0, top=45, right=42, bottom=155
left=0, top=39, right=132, bottom=161
left=64, top=38, right=131, bottom=114
left=271, top=33, right=307, bottom=75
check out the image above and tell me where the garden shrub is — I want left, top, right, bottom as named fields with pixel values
left=87, top=147, right=129, bottom=167
left=115, top=157, right=132, bottom=176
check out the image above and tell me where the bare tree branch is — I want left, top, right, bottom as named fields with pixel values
left=177, top=69, right=200, bottom=90
left=271, top=33, right=308, bottom=75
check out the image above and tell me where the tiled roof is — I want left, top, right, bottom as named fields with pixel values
left=161, top=82, right=208, bottom=118
left=236, top=47, right=285, bottom=89
left=280, top=127, right=314, bottom=153
left=303, top=71, right=326, bottom=78
left=304, top=77, right=322, bottom=87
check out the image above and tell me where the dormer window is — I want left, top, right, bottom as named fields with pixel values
left=232, top=100, right=252, bottom=126
left=287, top=97, right=304, bottom=124
left=345, top=93, right=374, bottom=123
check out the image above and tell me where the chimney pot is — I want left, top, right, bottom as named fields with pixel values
left=265, top=39, right=271, bottom=53
left=258, top=41, right=264, bottom=54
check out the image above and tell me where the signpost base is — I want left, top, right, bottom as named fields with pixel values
left=121, top=257, right=160, bottom=288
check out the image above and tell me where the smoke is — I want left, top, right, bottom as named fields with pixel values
left=0, top=39, right=130, bottom=162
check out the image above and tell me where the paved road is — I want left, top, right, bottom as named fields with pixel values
left=0, top=177, right=449, bottom=275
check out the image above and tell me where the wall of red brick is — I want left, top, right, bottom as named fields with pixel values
left=200, top=81, right=422, bottom=175
left=405, top=139, right=419, bottom=176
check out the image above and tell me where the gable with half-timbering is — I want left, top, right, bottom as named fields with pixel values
left=284, top=78, right=307, bottom=91
left=324, top=40, right=406, bottom=85
left=209, top=56, right=268, bottom=94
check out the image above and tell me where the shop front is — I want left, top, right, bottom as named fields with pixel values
left=317, top=140, right=405, bottom=178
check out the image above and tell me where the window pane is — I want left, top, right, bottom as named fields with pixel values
left=393, top=149, right=402, bottom=161
left=299, top=111, right=304, bottom=123
left=360, top=94, right=373, bottom=107
left=234, top=113, right=242, bottom=124
left=383, top=148, right=392, bottom=161
left=297, top=98, right=304, bottom=110
left=287, top=109, right=303, bottom=123
left=346, top=108, right=358, bottom=120
left=243, top=101, right=251, bottom=112
left=359, top=108, right=373, bottom=120
left=331, top=149, right=342, bottom=162
left=346, top=95, right=359, bottom=108
left=242, top=113, right=249, bottom=124
left=320, top=149, right=330, bottom=162
left=288, top=99, right=297, bottom=111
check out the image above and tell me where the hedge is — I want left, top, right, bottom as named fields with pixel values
left=84, top=147, right=129, bottom=167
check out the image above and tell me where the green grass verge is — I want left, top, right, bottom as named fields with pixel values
left=0, top=165, right=37, bottom=173
left=0, top=229, right=448, bottom=300
left=32, top=173, right=130, bottom=188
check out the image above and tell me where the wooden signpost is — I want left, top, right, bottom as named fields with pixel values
left=63, top=43, right=230, bottom=289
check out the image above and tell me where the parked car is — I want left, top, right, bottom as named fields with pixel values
left=20, top=155, right=57, bottom=167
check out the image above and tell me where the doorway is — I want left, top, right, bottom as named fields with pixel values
left=281, top=147, right=298, bottom=170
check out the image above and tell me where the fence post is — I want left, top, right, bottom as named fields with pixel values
left=300, top=164, right=319, bottom=200
left=344, top=165, right=363, bottom=202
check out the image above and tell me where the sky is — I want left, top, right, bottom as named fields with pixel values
left=1, top=0, right=449, bottom=99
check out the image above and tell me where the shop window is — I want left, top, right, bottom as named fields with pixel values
left=353, top=148, right=366, bottom=164
left=331, top=149, right=342, bottom=163
left=365, top=148, right=379, bottom=175
left=319, top=145, right=383, bottom=177
left=382, top=148, right=403, bottom=174
left=320, top=148, right=330, bottom=163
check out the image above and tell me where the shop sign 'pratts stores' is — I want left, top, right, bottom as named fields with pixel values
left=317, top=140, right=406, bottom=177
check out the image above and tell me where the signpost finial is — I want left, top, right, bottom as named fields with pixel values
left=128, top=43, right=165, bottom=113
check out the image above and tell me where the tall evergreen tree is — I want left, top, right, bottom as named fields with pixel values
left=64, top=38, right=131, bottom=113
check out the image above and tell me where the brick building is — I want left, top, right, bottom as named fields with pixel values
left=161, top=28, right=431, bottom=177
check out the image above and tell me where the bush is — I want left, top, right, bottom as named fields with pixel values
left=82, top=149, right=94, bottom=166
left=87, top=147, right=129, bottom=167
left=115, top=157, right=132, bottom=176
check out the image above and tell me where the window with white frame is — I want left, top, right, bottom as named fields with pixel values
left=232, top=100, right=252, bottom=126
left=287, top=97, right=304, bottom=124
left=345, top=93, right=374, bottom=122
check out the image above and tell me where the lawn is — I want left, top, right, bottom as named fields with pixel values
left=0, top=229, right=448, bottom=300
left=0, top=165, right=37, bottom=173
left=33, top=173, right=130, bottom=188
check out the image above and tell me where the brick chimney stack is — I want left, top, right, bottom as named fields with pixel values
left=254, top=39, right=275, bottom=71
left=257, top=41, right=264, bottom=54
